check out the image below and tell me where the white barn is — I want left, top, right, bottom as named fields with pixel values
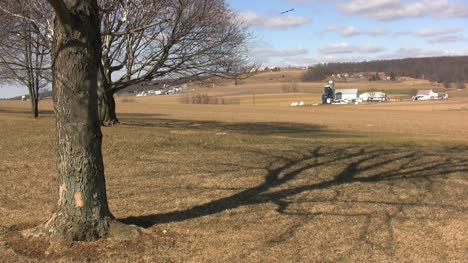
left=334, top=89, right=358, bottom=102
left=359, top=91, right=387, bottom=102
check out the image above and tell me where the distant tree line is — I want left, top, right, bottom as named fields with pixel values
left=302, top=56, right=468, bottom=85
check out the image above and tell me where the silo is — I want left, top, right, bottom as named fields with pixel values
left=322, top=80, right=335, bottom=104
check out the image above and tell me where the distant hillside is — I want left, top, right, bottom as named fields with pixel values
left=302, top=56, right=468, bottom=85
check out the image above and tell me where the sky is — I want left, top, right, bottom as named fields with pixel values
left=228, top=0, right=468, bottom=67
left=1, top=0, right=467, bottom=98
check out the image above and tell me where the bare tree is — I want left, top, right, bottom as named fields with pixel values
left=98, top=0, right=253, bottom=125
left=2, top=0, right=253, bottom=240
left=0, top=0, right=52, bottom=117
left=20, top=0, right=117, bottom=241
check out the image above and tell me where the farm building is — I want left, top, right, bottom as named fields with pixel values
left=414, top=90, right=438, bottom=100
left=334, top=89, right=358, bottom=102
left=359, top=91, right=387, bottom=102
left=322, top=81, right=335, bottom=104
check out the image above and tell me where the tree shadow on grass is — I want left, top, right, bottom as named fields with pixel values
left=121, top=144, right=468, bottom=228
left=121, top=117, right=360, bottom=138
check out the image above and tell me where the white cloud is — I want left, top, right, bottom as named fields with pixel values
left=320, top=43, right=385, bottom=54
left=251, top=47, right=308, bottom=57
left=427, top=35, right=466, bottom=44
left=388, top=27, right=467, bottom=44
left=416, top=27, right=462, bottom=37
left=339, top=0, right=399, bottom=14
left=320, top=43, right=354, bottom=54
left=281, top=57, right=319, bottom=66
left=288, top=0, right=334, bottom=2
left=323, top=26, right=388, bottom=37
left=338, top=0, right=468, bottom=20
left=319, top=55, right=364, bottom=63
left=240, top=11, right=311, bottom=30
left=339, top=26, right=361, bottom=36
left=360, top=45, right=386, bottom=53
left=248, top=45, right=309, bottom=65
left=393, top=31, right=412, bottom=36
left=368, top=28, right=387, bottom=36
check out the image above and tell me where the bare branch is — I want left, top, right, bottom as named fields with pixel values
left=102, top=19, right=171, bottom=36
left=99, top=0, right=255, bottom=94
left=0, top=5, right=39, bottom=27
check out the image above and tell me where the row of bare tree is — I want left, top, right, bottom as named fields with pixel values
left=0, top=1, right=51, bottom=117
left=0, top=0, right=253, bottom=124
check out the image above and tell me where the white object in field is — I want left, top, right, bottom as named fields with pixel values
left=299, top=101, right=305, bottom=106
left=290, top=102, right=298, bottom=107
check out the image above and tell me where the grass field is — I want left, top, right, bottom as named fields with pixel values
left=0, top=74, right=467, bottom=261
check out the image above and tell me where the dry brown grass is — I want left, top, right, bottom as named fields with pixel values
left=0, top=79, right=467, bottom=262
left=110, top=84, right=468, bottom=140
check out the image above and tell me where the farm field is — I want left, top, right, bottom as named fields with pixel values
left=0, top=74, right=467, bottom=261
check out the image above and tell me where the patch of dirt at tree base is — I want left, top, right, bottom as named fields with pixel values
left=1, top=223, right=177, bottom=262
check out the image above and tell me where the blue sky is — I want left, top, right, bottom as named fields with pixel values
left=1, top=0, right=467, bottom=98
left=228, top=0, right=468, bottom=67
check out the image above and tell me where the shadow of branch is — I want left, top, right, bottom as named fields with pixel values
left=121, top=144, right=468, bottom=228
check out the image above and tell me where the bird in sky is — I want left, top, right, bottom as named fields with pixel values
left=280, top=8, right=295, bottom=14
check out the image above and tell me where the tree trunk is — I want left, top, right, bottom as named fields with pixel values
left=32, top=97, right=39, bottom=118
left=27, top=85, right=39, bottom=118
left=98, top=86, right=119, bottom=126
left=29, top=93, right=39, bottom=118
left=36, top=0, right=113, bottom=241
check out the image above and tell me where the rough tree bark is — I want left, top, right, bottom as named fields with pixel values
left=27, top=0, right=115, bottom=241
